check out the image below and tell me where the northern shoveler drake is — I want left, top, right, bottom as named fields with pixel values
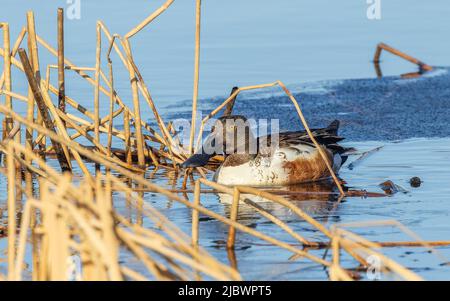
left=182, top=115, right=352, bottom=186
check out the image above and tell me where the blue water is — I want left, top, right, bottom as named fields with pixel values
left=2, top=0, right=450, bottom=105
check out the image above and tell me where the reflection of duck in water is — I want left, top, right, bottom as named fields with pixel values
left=218, top=181, right=343, bottom=224
left=218, top=180, right=340, bottom=204
left=182, top=115, right=352, bottom=186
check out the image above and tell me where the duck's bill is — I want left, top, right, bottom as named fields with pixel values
left=181, top=132, right=217, bottom=168
left=181, top=153, right=214, bottom=168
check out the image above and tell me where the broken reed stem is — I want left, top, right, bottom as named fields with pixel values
left=189, top=0, right=202, bottom=154
left=18, top=48, right=72, bottom=172
left=374, top=43, right=433, bottom=71
left=124, top=0, right=175, bottom=40
left=57, top=8, right=66, bottom=120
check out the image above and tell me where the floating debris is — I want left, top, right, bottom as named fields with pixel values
left=409, top=176, right=422, bottom=188
left=373, top=42, right=433, bottom=75
left=379, top=180, right=408, bottom=195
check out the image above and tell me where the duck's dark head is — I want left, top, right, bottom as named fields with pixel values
left=181, top=115, right=256, bottom=168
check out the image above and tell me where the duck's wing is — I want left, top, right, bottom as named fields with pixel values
left=258, top=120, right=345, bottom=152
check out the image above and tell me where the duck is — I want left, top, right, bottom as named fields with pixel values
left=182, top=115, right=352, bottom=186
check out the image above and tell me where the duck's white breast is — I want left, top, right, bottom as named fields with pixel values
left=215, top=144, right=335, bottom=186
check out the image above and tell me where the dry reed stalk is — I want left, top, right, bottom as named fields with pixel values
left=227, top=184, right=332, bottom=238
left=188, top=0, right=202, bottom=154
left=277, top=81, right=344, bottom=195
left=192, top=180, right=200, bottom=246
left=62, top=108, right=130, bottom=146
left=105, top=171, right=329, bottom=267
left=94, top=23, right=101, bottom=145
left=329, top=226, right=425, bottom=280
left=100, top=22, right=178, bottom=161
left=112, top=198, right=238, bottom=280
left=337, top=238, right=369, bottom=267
left=36, top=34, right=165, bottom=142
left=26, top=12, right=39, bottom=158
left=106, top=58, right=115, bottom=156
left=194, top=82, right=277, bottom=151
left=57, top=8, right=66, bottom=120
left=377, top=241, right=450, bottom=247
left=14, top=199, right=36, bottom=280
left=36, top=84, right=94, bottom=179
left=242, top=198, right=311, bottom=245
left=119, top=37, right=179, bottom=159
left=111, top=176, right=326, bottom=276
left=1, top=23, right=12, bottom=138
left=197, top=178, right=311, bottom=246
left=54, top=107, right=123, bottom=162
left=0, top=90, right=28, bottom=102
left=122, top=39, right=145, bottom=167
left=342, top=236, right=423, bottom=281
left=18, top=48, right=72, bottom=172
left=0, top=27, right=26, bottom=90
left=6, top=143, right=16, bottom=280
left=0, top=107, right=143, bottom=176
left=16, top=170, right=237, bottom=280
left=37, top=32, right=170, bottom=163
left=124, top=0, right=175, bottom=39
left=97, top=24, right=170, bottom=143
left=335, top=220, right=449, bottom=264
left=226, top=187, right=240, bottom=249
left=329, top=236, right=353, bottom=281
left=124, top=109, right=132, bottom=165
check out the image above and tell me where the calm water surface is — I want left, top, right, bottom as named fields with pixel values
left=119, top=138, right=450, bottom=280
